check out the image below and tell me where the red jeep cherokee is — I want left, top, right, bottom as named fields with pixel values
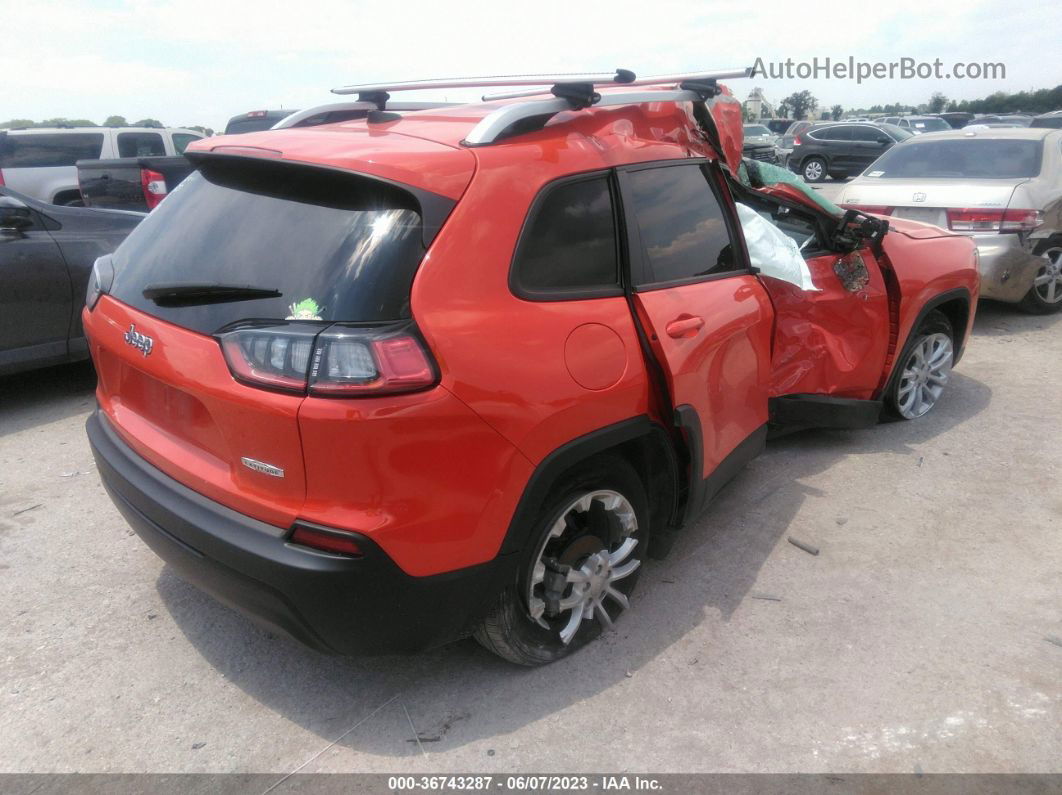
left=84, top=71, right=979, bottom=665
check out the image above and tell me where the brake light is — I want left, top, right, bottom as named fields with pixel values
left=0, top=169, right=5, bottom=187
left=217, top=322, right=438, bottom=397
left=846, top=204, right=894, bottom=216
left=289, top=524, right=363, bottom=557
left=793, top=135, right=803, bottom=146
left=140, top=168, right=167, bottom=210
left=945, top=208, right=1041, bottom=233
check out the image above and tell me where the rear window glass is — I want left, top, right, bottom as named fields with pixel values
left=867, top=139, right=1044, bottom=178
left=171, top=133, right=201, bottom=153
left=0, top=133, right=104, bottom=167
left=626, top=164, right=738, bottom=285
left=223, top=114, right=291, bottom=135
left=907, top=118, right=950, bottom=132
left=117, top=132, right=165, bottom=157
left=108, top=159, right=434, bottom=334
left=512, top=177, right=618, bottom=296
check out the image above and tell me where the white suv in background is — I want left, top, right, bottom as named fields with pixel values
left=0, top=127, right=203, bottom=206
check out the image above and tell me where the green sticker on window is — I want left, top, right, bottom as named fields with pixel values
left=286, top=299, right=323, bottom=321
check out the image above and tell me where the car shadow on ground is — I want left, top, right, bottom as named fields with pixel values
left=156, top=366, right=993, bottom=759
left=971, top=299, right=1062, bottom=337
left=0, top=361, right=96, bottom=438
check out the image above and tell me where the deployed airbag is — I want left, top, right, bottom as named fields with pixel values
left=736, top=203, right=820, bottom=292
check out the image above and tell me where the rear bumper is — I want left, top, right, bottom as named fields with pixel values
left=87, top=410, right=515, bottom=656
left=971, top=233, right=1042, bottom=303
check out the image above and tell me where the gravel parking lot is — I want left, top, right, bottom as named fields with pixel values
left=1, top=300, right=1059, bottom=775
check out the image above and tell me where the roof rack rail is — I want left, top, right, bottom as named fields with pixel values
left=328, top=67, right=755, bottom=146
left=331, top=69, right=637, bottom=96
left=480, top=68, right=752, bottom=101
left=272, top=100, right=460, bottom=130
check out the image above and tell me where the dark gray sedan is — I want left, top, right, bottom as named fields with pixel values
left=0, top=187, right=142, bottom=375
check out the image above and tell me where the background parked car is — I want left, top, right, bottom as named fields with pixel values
left=1031, top=110, right=1062, bottom=129
left=763, top=119, right=793, bottom=135
left=742, top=123, right=779, bottom=163
left=0, top=186, right=142, bottom=375
left=876, top=115, right=951, bottom=134
left=777, top=120, right=820, bottom=167
left=938, top=112, right=974, bottom=129
left=975, top=114, right=1033, bottom=127
left=0, top=127, right=203, bottom=206
left=837, top=128, right=1062, bottom=313
left=788, top=122, right=912, bottom=182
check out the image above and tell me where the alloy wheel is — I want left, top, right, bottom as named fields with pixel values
left=526, top=490, right=640, bottom=645
left=803, top=159, right=824, bottom=181
left=896, top=332, right=953, bottom=419
left=1033, top=247, right=1062, bottom=305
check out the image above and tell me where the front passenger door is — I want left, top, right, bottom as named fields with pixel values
left=618, top=161, right=774, bottom=498
left=0, top=195, right=73, bottom=368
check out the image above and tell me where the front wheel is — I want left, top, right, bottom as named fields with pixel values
left=886, top=311, right=954, bottom=420
left=802, top=157, right=827, bottom=182
left=1018, top=241, right=1062, bottom=314
left=473, top=456, right=648, bottom=666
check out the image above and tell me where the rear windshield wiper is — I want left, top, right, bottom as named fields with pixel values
left=142, top=283, right=282, bottom=307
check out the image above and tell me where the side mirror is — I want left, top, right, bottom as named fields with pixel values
left=0, top=196, right=34, bottom=236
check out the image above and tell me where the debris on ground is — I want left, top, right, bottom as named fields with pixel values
left=751, top=593, right=783, bottom=602
left=12, top=504, right=42, bottom=516
left=788, top=536, right=820, bottom=556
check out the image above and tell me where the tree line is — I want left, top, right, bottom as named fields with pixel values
left=0, top=116, right=214, bottom=135
left=758, top=84, right=1060, bottom=121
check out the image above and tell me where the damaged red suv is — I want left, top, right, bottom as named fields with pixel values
left=84, top=71, right=979, bottom=665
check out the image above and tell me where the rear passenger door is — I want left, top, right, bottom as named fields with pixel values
left=849, top=125, right=893, bottom=171
left=617, top=161, right=774, bottom=491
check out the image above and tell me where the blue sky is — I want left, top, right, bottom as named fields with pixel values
left=3, top=0, right=1060, bottom=130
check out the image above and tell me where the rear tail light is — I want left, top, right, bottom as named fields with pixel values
left=217, top=322, right=438, bottom=397
left=845, top=204, right=894, bottom=216
left=793, top=135, right=803, bottom=145
left=85, top=255, right=115, bottom=311
left=946, top=208, right=1041, bottom=233
left=140, top=168, right=167, bottom=210
left=289, top=523, right=363, bottom=557
left=0, top=169, right=5, bottom=187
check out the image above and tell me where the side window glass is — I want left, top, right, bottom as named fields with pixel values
left=117, top=132, right=166, bottom=158
left=171, top=133, right=201, bottom=153
left=626, top=165, right=738, bottom=285
left=512, top=176, right=619, bottom=296
left=851, top=126, right=883, bottom=142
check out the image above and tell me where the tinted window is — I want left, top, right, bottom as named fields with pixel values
left=851, top=126, right=887, bottom=142
left=117, top=132, right=165, bottom=157
left=867, top=139, right=1044, bottom=178
left=878, top=124, right=914, bottom=141
left=171, top=133, right=201, bottom=153
left=1032, top=116, right=1062, bottom=129
left=513, top=177, right=618, bottom=295
left=626, top=165, right=737, bottom=285
left=813, top=126, right=852, bottom=141
left=0, top=133, right=104, bottom=167
left=108, top=160, right=436, bottom=334
left=744, top=125, right=771, bottom=136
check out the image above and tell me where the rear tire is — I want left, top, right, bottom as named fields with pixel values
left=1017, top=240, right=1062, bottom=314
left=886, top=311, right=954, bottom=420
left=802, top=157, right=827, bottom=182
left=474, top=456, right=648, bottom=666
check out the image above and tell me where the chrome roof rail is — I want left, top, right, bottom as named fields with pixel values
left=331, top=69, right=637, bottom=95
left=271, top=100, right=460, bottom=129
left=480, top=68, right=753, bottom=101
left=327, top=67, right=755, bottom=146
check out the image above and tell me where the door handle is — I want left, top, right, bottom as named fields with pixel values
left=665, top=315, right=705, bottom=338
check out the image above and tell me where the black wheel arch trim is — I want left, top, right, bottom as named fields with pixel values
left=497, top=415, right=679, bottom=558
